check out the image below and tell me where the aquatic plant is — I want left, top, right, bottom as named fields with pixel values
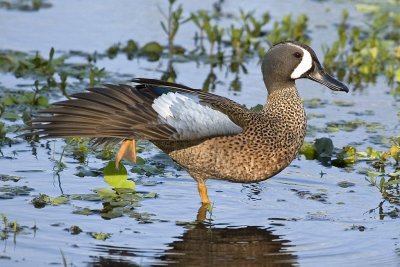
left=31, top=193, right=69, bottom=208
left=89, top=231, right=112, bottom=241
left=323, top=6, right=400, bottom=90
left=0, top=0, right=52, bottom=11
left=299, top=137, right=400, bottom=206
left=267, top=14, right=310, bottom=46
left=103, top=161, right=135, bottom=190
left=0, top=214, right=27, bottom=242
left=191, top=10, right=225, bottom=57
left=160, top=0, right=189, bottom=58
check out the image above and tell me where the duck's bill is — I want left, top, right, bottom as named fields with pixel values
left=307, top=64, right=349, bottom=93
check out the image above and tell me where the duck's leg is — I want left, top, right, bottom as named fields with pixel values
left=197, top=181, right=210, bottom=204
left=115, top=139, right=137, bottom=168
left=196, top=203, right=209, bottom=222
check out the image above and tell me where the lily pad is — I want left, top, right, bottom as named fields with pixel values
left=73, top=207, right=97, bottom=216
left=0, top=185, right=34, bottom=199
left=315, top=137, right=333, bottom=158
left=333, top=101, right=354, bottom=107
left=31, top=193, right=68, bottom=208
left=65, top=225, right=82, bottom=235
left=103, top=161, right=135, bottom=190
left=89, top=232, right=112, bottom=241
left=337, top=181, right=356, bottom=188
left=0, top=174, right=22, bottom=182
left=303, top=98, right=327, bottom=109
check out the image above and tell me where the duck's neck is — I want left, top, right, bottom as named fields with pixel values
left=263, top=86, right=303, bottom=112
left=262, top=86, right=307, bottom=146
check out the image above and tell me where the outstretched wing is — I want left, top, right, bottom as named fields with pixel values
left=26, top=79, right=248, bottom=141
left=131, top=78, right=250, bottom=127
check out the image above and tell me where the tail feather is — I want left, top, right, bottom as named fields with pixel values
left=25, top=84, right=178, bottom=140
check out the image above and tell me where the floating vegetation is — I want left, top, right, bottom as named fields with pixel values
left=337, top=181, right=356, bottom=188
left=303, top=98, right=327, bottom=109
left=0, top=174, right=21, bottom=182
left=323, top=4, right=400, bottom=90
left=325, top=119, right=384, bottom=133
left=0, top=0, right=52, bottom=11
left=31, top=193, right=69, bottom=208
left=103, top=161, right=135, bottom=190
left=300, top=137, right=400, bottom=206
left=88, top=232, right=112, bottom=241
left=0, top=185, right=34, bottom=199
left=65, top=225, right=83, bottom=235
left=291, top=189, right=328, bottom=203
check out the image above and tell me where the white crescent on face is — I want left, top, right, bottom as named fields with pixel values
left=290, top=47, right=313, bottom=79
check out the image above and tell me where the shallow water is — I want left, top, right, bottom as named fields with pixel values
left=1, top=1, right=400, bottom=266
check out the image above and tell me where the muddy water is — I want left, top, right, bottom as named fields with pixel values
left=1, top=0, right=399, bottom=266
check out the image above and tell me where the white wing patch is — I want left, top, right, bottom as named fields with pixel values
left=152, top=92, right=242, bottom=139
left=290, top=47, right=312, bottom=79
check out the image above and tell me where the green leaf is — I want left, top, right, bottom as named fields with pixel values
left=314, top=137, right=333, bottom=158
left=49, top=47, right=54, bottom=61
left=144, top=192, right=157, bottom=198
left=73, top=207, right=95, bottom=216
left=51, top=196, right=68, bottom=205
left=2, top=112, right=19, bottom=121
left=379, top=177, right=386, bottom=190
left=367, top=171, right=382, bottom=178
left=299, top=142, right=317, bottom=160
left=89, top=232, right=112, bottom=241
left=386, top=179, right=400, bottom=186
left=103, top=161, right=135, bottom=190
left=140, top=42, right=163, bottom=61
left=337, top=181, right=356, bottom=188
left=388, top=172, right=400, bottom=177
left=135, top=156, right=146, bottom=165
left=160, top=22, right=168, bottom=34
left=395, top=68, right=400, bottom=83
left=36, top=96, right=49, bottom=106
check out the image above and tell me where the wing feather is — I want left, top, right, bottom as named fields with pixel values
left=25, top=79, right=247, bottom=142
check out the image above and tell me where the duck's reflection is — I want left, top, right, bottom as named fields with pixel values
left=89, top=223, right=297, bottom=267
left=156, top=223, right=297, bottom=267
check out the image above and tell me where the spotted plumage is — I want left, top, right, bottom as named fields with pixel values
left=25, top=41, right=349, bottom=204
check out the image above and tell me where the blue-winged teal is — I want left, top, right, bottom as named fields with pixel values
left=28, top=41, right=349, bottom=204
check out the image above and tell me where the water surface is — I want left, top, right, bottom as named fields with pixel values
left=0, top=1, right=399, bottom=266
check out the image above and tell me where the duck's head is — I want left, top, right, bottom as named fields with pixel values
left=262, top=41, right=349, bottom=93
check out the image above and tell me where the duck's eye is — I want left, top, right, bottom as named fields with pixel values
left=294, top=52, right=302, bottom=58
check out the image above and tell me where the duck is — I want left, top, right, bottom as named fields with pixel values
left=27, top=41, right=349, bottom=204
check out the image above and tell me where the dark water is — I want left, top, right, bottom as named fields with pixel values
left=1, top=1, right=399, bottom=266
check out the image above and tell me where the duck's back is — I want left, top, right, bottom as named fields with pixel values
left=154, top=87, right=307, bottom=183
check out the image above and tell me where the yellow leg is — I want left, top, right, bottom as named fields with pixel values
left=196, top=203, right=209, bottom=222
left=115, top=139, right=136, bottom=168
left=197, top=182, right=210, bottom=204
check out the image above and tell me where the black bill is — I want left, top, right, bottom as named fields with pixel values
left=307, top=63, right=349, bottom=93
